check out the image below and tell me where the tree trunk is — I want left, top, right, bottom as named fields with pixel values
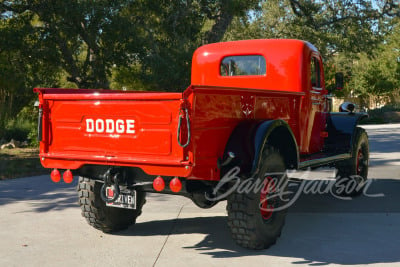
left=204, top=6, right=234, bottom=44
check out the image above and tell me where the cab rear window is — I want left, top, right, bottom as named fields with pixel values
left=220, top=55, right=266, bottom=76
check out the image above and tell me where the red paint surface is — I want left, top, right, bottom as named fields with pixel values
left=35, top=39, right=328, bottom=181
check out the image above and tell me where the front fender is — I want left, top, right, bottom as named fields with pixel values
left=325, top=112, right=368, bottom=154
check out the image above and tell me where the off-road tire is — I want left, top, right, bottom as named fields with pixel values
left=336, top=127, right=369, bottom=196
left=227, top=146, right=288, bottom=249
left=78, top=176, right=146, bottom=233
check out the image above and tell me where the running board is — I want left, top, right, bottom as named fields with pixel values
left=299, top=153, right=351, bottom=169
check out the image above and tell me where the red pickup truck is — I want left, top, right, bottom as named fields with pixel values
left=35, top=39, right=369, bottom=250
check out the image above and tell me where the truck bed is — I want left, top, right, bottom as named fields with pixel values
left=34, top=88, right=190, bottom=176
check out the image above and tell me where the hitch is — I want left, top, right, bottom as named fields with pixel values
left=100, top=169, right=121, bottom=203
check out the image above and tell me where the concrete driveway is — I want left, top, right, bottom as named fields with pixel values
left=1, top=124, right=399, bottom=267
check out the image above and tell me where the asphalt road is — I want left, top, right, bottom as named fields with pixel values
left=1, top=124, right=400, bottom=267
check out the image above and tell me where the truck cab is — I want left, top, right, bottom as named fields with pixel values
left=191, top=39, right=328, bottom=157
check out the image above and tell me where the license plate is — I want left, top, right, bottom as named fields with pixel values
left=105, top=187, right=136, bottom=210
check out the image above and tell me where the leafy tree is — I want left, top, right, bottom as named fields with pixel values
left=1, top=0, right=259, bottom=91
left=227, top=0, right=398, bottom=56
left=349, top=19, right=400, bottom=101
left=0, top=9, right=59, bottom=137
left=114, top=0, right=259, bottom=91
left=1, top=0, right=143, bottom=89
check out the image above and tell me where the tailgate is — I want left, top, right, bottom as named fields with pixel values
left=35, top=88, right=188, bottom=172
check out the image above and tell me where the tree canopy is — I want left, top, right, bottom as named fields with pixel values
left=0, top=0, right=259, bottom=91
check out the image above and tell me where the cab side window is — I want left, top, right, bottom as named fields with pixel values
left=310, top=57, right=321, bottom=88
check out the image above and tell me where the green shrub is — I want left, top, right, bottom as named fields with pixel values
left=360, top=103, right=400, bottom=124
left=28, top=125, right=39, bottom=147
left=1, top=102, right=39, bottom=146
left=2, top=119, right=32, bottom=142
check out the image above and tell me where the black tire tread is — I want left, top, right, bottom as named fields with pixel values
left=226, top=146, right=287, bottom=249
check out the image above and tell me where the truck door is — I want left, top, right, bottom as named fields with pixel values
left=308, top=55, right=327, bottom=153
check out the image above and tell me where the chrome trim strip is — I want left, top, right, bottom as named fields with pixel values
left=299, top=153, right=351, bottom=169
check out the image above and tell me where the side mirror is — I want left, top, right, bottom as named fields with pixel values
left=335, top=72, right=344, bottom=90
left=339, top=102, right=356, bottom=113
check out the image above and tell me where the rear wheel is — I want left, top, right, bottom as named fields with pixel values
left=336, top=127, right=369, bottom=196
left=77, top=177, right=146, bottom=233
left=227, top=146, right=288, bottom=249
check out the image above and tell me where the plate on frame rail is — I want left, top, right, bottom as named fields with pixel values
left=105, top=186, right=137, bottom=209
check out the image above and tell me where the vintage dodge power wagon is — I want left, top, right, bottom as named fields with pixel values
left=34, top=39, right=369, bottom=250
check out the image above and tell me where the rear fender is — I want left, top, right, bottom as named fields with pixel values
left=220, top=120, right=299, bottom=177
left=325, top=112, right=368, bottom=154
left=219, top=121, right=259, bottom=177
left=251, top=120, right=299, bottom=174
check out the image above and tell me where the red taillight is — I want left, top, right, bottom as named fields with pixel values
left=107, top=188, right=114, bottom=198
left=63, top=170, right=73, bottom=183
left=153, top=176, right=165, bottom=192
left=50, top=169, right=61, bottom=183
left=169, top=177, right=182, bottom=193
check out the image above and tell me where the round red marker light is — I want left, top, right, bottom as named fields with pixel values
left=50, top=169, right=61, bottom=183
left=169, top=177, right=182, bottom=193
left=153, top=176, right=165, bottom=192
left=63, top=170, right=73, bottom=184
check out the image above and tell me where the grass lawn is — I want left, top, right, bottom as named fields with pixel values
left=0, top=148, right=48, bottom=180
